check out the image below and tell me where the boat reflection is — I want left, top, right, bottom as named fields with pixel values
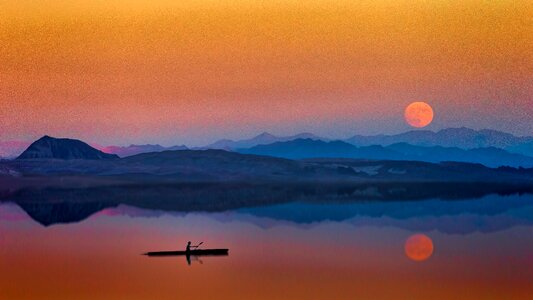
left=144, top=249, right=229, bottom=266
left=184, top=253, right=228, bottom=266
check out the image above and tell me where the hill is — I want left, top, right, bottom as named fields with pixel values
left=17, top=136, right=119, bottom=160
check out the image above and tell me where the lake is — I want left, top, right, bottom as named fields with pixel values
left=1, top=193, right=532, bottom=299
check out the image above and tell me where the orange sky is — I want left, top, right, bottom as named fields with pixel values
left=0, top=1, right=531, bottom=145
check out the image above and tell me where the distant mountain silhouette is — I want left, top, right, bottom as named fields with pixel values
left=386, top=143, right=533, bottom=167
left=17, top=136, right=119, bottom=160
left=239, top=138, right=533, bottom=167
left=200, top=128, right=533, bottom=156
left=238, top=139, right=403, bottom=160
left=1, top=147, right=530, bottom=184
left=204, top=132, right=326, bottom=150
left=101, top=144, right=188, bottom=157
left=0, top=135, right=530, bottom=184
left=346, top=127, right=533, bottom=156
left=3, top=127, right=532, bottom=158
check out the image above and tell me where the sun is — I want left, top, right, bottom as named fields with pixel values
left=404, top=102, right=434, bottom=128
left=404, top=234, right=434, bottom=262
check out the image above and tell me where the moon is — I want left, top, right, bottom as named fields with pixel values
left=404, top=102, right=434, bottom=128
left=404, top=234, right=434, bottom=262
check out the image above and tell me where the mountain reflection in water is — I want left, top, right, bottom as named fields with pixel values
left=0, top=185, right=532, bottom=299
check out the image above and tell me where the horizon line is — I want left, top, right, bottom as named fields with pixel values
left=1, top=126, right=532, bottom=149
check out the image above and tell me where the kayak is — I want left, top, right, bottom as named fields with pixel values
left=144, top=249, right=229, bottom=256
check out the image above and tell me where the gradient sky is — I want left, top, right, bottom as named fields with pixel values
left=0, top=1, right=531, bottom=146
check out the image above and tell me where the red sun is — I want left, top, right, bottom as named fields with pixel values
left=404, top=102, right=434, bottom=128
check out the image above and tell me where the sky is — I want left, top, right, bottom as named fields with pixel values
left=0, top=0, right=531, bottom=146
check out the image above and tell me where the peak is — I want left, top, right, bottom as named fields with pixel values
left=439, top=127, right=476, bottom=133
left=255, top=132, right=276, bottom=138
left=39, top=135, right=55, bottom=140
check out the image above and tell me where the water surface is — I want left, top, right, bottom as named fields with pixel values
left=1, top=193, right=532, bottom=299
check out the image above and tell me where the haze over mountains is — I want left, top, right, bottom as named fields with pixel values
left=209, top=127, right=533, bottom=156
left=1, top=127, right=532, bottom=166
left=346, top=127, right=533, bottom=154
left=2, top=135, right=532, bottom=184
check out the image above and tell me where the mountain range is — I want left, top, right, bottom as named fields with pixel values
left=238, top=139, right=533, bottom=168
left=2, top=135, right=532, bottom=228
left=2, top=127, right=532, bottom=158
left=202, top=132, right=326, bottom=150
left=345, top=127, right=533, bottom=155
left=1, top=135, right=531, bottom=183
left=204, top=127, right=533, bottom=157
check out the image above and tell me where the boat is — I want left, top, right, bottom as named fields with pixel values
left=144, top=249, right=229, bottom=257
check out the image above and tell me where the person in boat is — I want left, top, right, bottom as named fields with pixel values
left=186, top=241, right=199, bottom=253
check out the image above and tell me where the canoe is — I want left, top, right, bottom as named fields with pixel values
left=144, top=249, right=229, bottom=257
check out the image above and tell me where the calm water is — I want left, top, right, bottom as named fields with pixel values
left=1, top=194, right=532, bottom=299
